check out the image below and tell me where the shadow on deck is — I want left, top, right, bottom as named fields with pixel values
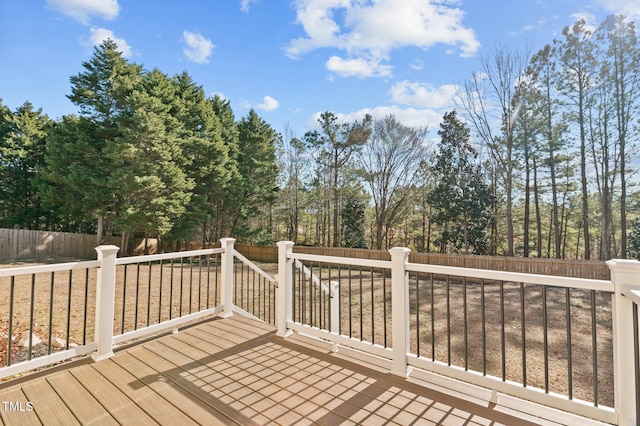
left=0, top=316, right=607, bottom=425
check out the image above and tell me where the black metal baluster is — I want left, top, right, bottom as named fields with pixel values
left=591, top=289, right=599, bottom=406
left=520, top=282, right=526, bottom=386
left=169, top=259, right=174, bottom=320
left=8, top=277, right=15, bottom=366
left=179, top=258, right=184, bottom=317
left=416, top=271, right=420, bottom=357
left=543, top=285, right=549, bottom=393
left=431, top=274, right=435, bottom=361
left=158, top=259, right=164, bottom=323
left=463, top=276, right=468, bottom=370
left=147, top=261, right=152, bottom=327
left=446, top=275, right=451, bottom=366
left=359, top=266, right=363, bottom=340
left=48, top=272, right=54, bottom=355
left=134, top=263, right=141, bottom=329
left=481, top=278, right=486, bottom=375
left=500, top=280, right=506, bottom=381
left=122, top=265, right=128, bottom=333
left=566, top=287, right=573, bottom=399
left=29, top=274, right=36, bottom=359
left=65, top=270, right=72, bottom=350
left=189, top=257, right=194, bottom=314
left=83, top=269, right=89, bottom=345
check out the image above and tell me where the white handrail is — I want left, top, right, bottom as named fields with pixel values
left=294, top=259, right=330, bottom=294
left=233, top=250, right=276, bottom=284
left=289, top=252, right=391, bottom=270
left=406, top=262, right=614, bottom=292
left=116, top=248, right=224, bottom=265
left=0, top=260, right=101, bottom=278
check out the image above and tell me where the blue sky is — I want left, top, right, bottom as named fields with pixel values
left=1, top=0, right=638, bottom=137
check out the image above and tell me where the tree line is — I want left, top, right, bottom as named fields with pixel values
left=1, top=15, right=640, bottom=260
left=0, top=39, right=279, bottom=253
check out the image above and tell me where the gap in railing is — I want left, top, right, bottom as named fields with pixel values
left=115, top=253, right=222, bottom=335
left=232, top=258, right=277, bottom=325
left=409, top=272, right=614, bottom=407
left=0, top=267, right=97, bottom=368
left=293, top=261, right=393, bottom=348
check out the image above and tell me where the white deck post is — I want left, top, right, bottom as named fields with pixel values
left=330, top=281, right=339, bottom=335
left=607, top=259, right=640, bottom=426
left=220, top=238, right=236, bottom=318
left=330, top=281, right=340, bottom=352
left=389, top=247, right=411, bottom=378
left=276, top=241, right=294, bottom=338
left=93, top=245, right=119, bottom=362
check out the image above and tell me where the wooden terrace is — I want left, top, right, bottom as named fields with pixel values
left=0, top=316, right=606, bottom=425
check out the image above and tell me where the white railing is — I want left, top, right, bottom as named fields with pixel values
left=0, top=238, right=276, bottom=380
left=1, top=238, right=638, bottom=424
left=275, top=241, right=640, bottom=425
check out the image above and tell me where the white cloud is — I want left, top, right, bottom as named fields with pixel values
left=47, top=0, right=119, bottom=24
left=286, top=0, right=480, bottom=78
left=240, top=0, right=259, bottom=12
left=326, top=56, right=392, bottom=78
left=182, top=31, right=215, bottom=64
left=88, top=27, right=132, bottom=58
left=389, top=81, right=457, bottom=109
left=309, top=105, right=443, bottom=131
left=410, top=59, right=424, bottom=71
left=594, top=0, right=640, bottom=19
left=256, top=96, right=280, bottom=111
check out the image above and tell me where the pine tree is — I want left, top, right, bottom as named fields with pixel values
left=166, top=72, right=231, bottom=246
left=235, top=110, right=279, bottom=242
left=41, top=39, right=142, bottom=245
left=108, top=69, right=193, bottom=241
left=341, top=196, right=367, bottom=248
left=427, top=111, right=494, bottom=254
left=0, top=102, right=51, bottom=229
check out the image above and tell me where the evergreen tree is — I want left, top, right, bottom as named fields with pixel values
left=210, top=95, right=241, bottom=240
left=108, top=69, right=193, bottom=241
left=427, top=111, right=494, bottom=254
left=341, top=196, right=367, bottom=248
left=41, top=39, right=142, bottom=245
left=0, top=102, right=51, bottom=229
left=167, top=72, right=231, bottom=246
left=628, top=217, right=640, bottom=260
left=235, top=110, right=279, bottom=242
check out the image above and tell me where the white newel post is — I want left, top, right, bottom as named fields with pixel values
left=389, top=247, right=411, bottom=378
left=276, top=241, right=294, bottom=338
left=607, top=259, right=640, bottom=426
left=93, top=245, right=119, bottom=362
left=220, top=238, right=235, bottom=318
left=330, top=281, right=340, bottom=352
left=330, top=281, right=339, bottom=335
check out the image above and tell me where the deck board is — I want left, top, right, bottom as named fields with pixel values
left=0, top=387, right=40, bottom=426
left=68, top=364, right=157, bottom=424
left=20, top=379, right=80, bottom=425
left=90, top=356, right=200, bottom=425
left=0, top=316, right=609, bottom=425
left=46, top=371, right=119, bottom=425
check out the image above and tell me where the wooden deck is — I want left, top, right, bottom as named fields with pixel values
left=0, top=316, right=607, bottom=425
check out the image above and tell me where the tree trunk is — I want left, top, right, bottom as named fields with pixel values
left=96, top=214, right=104, bottom=247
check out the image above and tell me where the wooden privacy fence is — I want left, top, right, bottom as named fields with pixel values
left=0, top=229, right=156, bottom=261
left=234, top=244, right=611, bottom=280
left=0, top=229, right=610, bottom=279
